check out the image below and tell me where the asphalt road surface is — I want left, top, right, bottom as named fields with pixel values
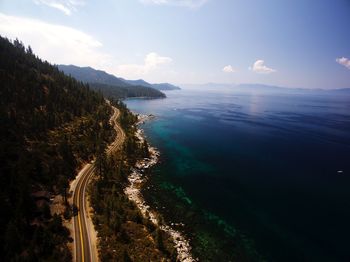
left=72, top=106, right=125, bottom=262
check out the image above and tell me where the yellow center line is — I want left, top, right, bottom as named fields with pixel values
left=74, top=108, right=122, bottom=262
left=77, top=175, right=85, bottom=262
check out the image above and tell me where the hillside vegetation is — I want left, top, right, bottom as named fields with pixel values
left=90, top=100, right=177, bottom=261
left=0, top=35, right=114, bottom=260
left=0, top=35, right=179, bottom=262
left=90, top=82, right=166, bottom=99
left=58, top=65, right=167, bottom=99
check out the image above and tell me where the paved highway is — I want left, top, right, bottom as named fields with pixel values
left=72, top=164, right=96, bottom=262
left=72, top=106, right=125, bottom=262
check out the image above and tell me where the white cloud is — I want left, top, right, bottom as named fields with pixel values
left=33, top=0, right=85, bottom=15
left=140, top=0, right=208, bottom=8
left=0, top=13, right=174, bottom=81
left=250, top=59, right=276, bottom=74
left=336, top=57, right=350, bottom=70
left=114, top=52, right=172, bottom=78
left=0, top=13, right=110, bottom=68
left=222, top=65, right=235, bottom=73
left=145, top=52, right=172, bottom=68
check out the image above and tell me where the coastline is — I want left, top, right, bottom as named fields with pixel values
left=124, top=114, right=196, bottom=262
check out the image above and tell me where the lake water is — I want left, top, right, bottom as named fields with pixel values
left=125, top=88, right=350, bottom=261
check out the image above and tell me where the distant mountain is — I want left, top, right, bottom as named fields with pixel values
left=236, top=84, right=350, bottom=94
left=183, top=83, right=350, bottom=95
left=236, top=83, right=299, bottom=93
left=122, top=79, right=181, bottom=90
left=89, top=82, right=166, bottom=99
left=328, top=88, right=350, bottom=93
left=58, top=65, right=128, bottom=87
left=122, top=79, right=153, bottom=88
left=58, top=64, right=180, bottom=92
left=57, top=65, right=166, bottom=99
left=152, top=83, right=181, bottom=90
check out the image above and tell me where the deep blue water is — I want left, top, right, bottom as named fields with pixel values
left=125, top=88, right=350, bottom=261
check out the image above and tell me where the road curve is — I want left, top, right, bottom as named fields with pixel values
left=72, top=164, right=96, bottom=262
left=72, top=105, right=125, bottom=262
left=106, top=106, right=125, bottom=154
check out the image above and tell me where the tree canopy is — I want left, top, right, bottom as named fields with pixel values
left=0, top=35, right=114, bottom=260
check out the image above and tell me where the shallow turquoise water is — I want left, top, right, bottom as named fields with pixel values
left=126, top=88, right=350, bottom=261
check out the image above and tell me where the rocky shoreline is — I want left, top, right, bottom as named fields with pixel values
left=124, top=114, right=196, bottom=262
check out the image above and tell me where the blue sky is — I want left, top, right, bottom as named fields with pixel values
left=0, top=0, right=349, bottom=88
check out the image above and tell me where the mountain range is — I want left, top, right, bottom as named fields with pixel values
left=183, top=83, right=350, bottom=95
left=58, top=64, right=181, bottom=91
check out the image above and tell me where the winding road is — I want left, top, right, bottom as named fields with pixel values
left=71, top=105, right=125, bottom=262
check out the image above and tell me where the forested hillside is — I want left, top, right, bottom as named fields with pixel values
left=89, top=100, right=177, bottom=261
left=89, top=82, right=166, bottom=99
left=58, top=64, right=166, bottom=99
left=0, top=36, right=114, bottom=260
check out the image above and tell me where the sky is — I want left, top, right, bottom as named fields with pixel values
left=0, top=0, right=349, bottom=89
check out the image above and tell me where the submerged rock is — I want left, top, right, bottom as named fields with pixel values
left=124, top=124, right=196, bottom=262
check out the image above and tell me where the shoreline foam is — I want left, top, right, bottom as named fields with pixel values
left=124, top=114, right=196, bottom=262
